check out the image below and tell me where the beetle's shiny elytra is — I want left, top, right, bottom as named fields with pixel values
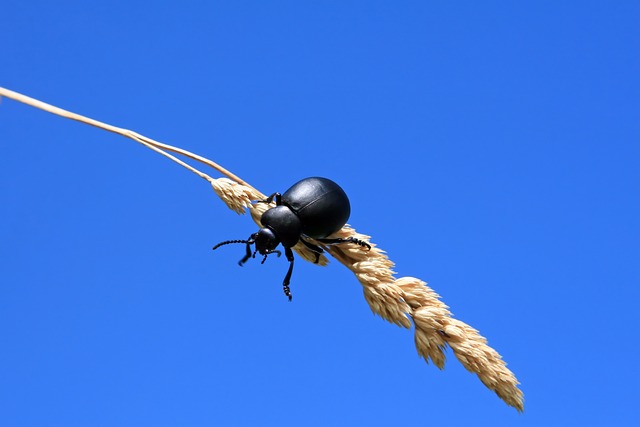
left=282, top=177, right=351, bottom=239
left=213, top=177, right=370, bottom=301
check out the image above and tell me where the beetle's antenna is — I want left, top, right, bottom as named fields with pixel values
left=212, top=239, right=250, bottom=250
left=212, top=236, right=256, bottom=266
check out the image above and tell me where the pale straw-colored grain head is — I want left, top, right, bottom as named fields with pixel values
left=218, top=177, right=524, bottom=411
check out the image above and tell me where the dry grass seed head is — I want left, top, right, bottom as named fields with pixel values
left=0, top=86, right=524, bottom=412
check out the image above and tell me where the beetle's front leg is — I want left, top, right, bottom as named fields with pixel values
left=283, top=247, right=294, bottom=301
left=258, top=192, right=282, bottom=206
left=238, top=233, right=257, bottom=265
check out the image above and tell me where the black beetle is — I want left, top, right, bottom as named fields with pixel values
left=213, top=177, right=370, bottom=300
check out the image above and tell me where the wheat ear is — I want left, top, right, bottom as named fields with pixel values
left=0, top=86, right=524, bottom=411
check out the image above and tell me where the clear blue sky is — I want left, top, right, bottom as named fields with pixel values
left=1, top=2, right=638, bottom=426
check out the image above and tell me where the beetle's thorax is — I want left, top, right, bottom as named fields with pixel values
left=260, top=205, right=302, bottom=248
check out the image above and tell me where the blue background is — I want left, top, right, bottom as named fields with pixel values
left=1, top=2, right=638, bottom=426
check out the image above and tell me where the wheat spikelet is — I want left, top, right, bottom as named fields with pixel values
left=0, top=86, right=524, bottom=411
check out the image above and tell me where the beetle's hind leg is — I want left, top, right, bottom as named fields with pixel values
left=299, top=238, right=324, bottom=264
left=282, top=247, right=295, bottom=301
left=316, top=236, right=372, bottom=250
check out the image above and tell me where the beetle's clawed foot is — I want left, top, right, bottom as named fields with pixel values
left=437, top=329, right=451, bottom=339
left=257, top=192, right=282, bottom=206
left=283, top=284, right=292, bottom=301
left=340, top=236, right=371, bottom=251
left=351, top=238, right=372, bottom=251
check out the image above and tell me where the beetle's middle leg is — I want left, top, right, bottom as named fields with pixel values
left=299, top=238, right=324, bottom=263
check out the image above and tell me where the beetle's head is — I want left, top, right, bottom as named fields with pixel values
left=254, top=227, right=280, bottom=255
left=212, top=228, right=282, bottom=266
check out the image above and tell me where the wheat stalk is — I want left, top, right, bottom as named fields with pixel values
left=0, top=86, right=524, bottom=411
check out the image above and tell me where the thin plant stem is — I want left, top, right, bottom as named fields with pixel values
left=0, top=86, right=254, bottom=189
